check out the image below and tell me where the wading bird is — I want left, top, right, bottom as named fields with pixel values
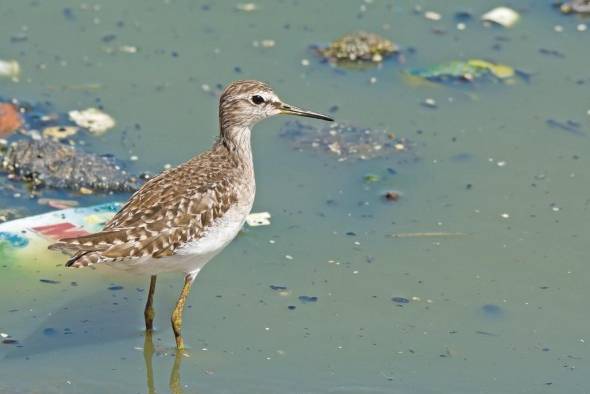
left=49, top=80, right=333, bottom=349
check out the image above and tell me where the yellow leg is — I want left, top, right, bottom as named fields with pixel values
left=171, top=274, right=193, bottom=350
left=143, top=331, right=156, bottom=394
left=144, top=275, right=157, bottom=331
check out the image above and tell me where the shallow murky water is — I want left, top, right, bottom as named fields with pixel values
left=1, top=1, right=590, bottom=393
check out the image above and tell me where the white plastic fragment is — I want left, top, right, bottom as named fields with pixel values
left=68, top=108, right=116, bottom=135
left=481, top=7, right=520, bottom=28
left=0, top=59, right=20, bottom=81
left=236, top=3, right=257, bottom=12
left=424, top=11, right=442, bottom=21
left=246, top=211, right=271, bottom=226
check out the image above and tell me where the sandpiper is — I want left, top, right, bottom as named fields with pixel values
left=49, top=80, right=333, bottom=349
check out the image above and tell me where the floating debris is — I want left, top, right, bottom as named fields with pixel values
left=39, top=278, right=60, bottom=284
left=42, top=126, right=79, bottom=140
left=280, top=120, right=414, bottom=162
left=558, top=0, right=590, bottom=14
left=392, top=297, right=410, bottom=304
left=316, top=31, right=399, bottom=67
left=546, top=119, right=585, bottom=136
left=246, top=211, right=271, bottom=226
left=236, top=3, right=257, bottom=12
left=363, top=174, right=381, bottom=183
left=0, top=103, right=23, bottom=137
left=384, top=191, right=400, bottom=202
left=0, top=231, right=28, bottom=247
left=481, top=7, right=520, bottom=27
left=0, top=208, right=22, bottom=223
left=408, top=59, right=516, bottom=83
left=1, top=139, right=140, bottom=192
left=38, top=198, right=79, bottom=209
left=424, top=11, right=442, bottom=21
left=68, top=108, right=115, bottom=135
left=298, top=295, right=318, bottom=304
left=0, top=59, right=20, bottom=81
left=269, top=285, right=287, bottom=291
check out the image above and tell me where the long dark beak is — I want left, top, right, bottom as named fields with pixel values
left=278, top=102, right=334, bottom=121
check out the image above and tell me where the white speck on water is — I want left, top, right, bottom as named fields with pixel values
left=552, top=206, right=560, bottom=212
left=578, top=24, right=587, bottom=32
left=261, top=39, right=275, bottom=48
left=424, top=11, right=442, bottom=21
left=353, top=270, right=359, bottom=274
left=501, top=213, right=510, bottom=219
left=201, top=347, right=208, bottom=351
left=285, top=255, right=293, bottom=260
left=423, top=98, right=437, bottom=108
left=369, top=76, right=377, bottom=84
left=201, top=84, right=211, bottom=92
left=164, top=163, right=172, bottom=169
left=265, top=327, right=270, bottom=331
left=554, top=25, right=564, bottom=33
left=457, top=23, right=466, bottom=30
left=301, top=59, right=310, bottom=66
left=236, top=3, right=257, bottom=12
left=130, top=155, right=138, bottom=161
left=269, top=239, right=275, bottom=244
left=497, top=161, right=507, bottom=167
left=0, top=333, right=8, bottom=338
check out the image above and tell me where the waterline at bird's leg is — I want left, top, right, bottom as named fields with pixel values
left=144, top=275, right=157, bottom=331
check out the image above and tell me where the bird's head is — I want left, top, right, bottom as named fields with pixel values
left=218, top=80, right=333, bottom=132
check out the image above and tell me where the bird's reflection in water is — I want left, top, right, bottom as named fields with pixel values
left=143, top=332, right=186, bottom=394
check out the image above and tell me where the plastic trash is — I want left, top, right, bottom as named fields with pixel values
left=481, top=7, right=520, bottom=27
left=0, top=202, right=121, bottom=262
left=0, top=103, right=22, bottom=137
left=0, top=59, right=20, bottom=81
left=559, top=0, right=590, bottom=14
left=407, top=59, right=516, bottom=83
left=68, top=108, right=115, bottom=135
left=246, top=211, right=271, bottom=226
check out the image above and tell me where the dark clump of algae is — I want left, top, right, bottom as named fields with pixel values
left=1, top=1, right=590, bottom=393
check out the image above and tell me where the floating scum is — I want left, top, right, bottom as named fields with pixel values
left=406, top=59, right=520, bottom=84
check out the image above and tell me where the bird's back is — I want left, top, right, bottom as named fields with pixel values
left=49, top=142, right=254, bottom=268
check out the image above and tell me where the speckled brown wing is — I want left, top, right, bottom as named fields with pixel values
left=48, top=145, right=240, bottom=267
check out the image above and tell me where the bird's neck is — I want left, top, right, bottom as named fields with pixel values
left=219, top=125, right=254, bottom=168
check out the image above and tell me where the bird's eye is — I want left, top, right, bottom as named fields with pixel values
left=251, top=95, right=265, bottom=105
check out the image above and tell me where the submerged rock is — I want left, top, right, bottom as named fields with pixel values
left=317, top=31, right=399, bottom=67
left=1, top=139, right=140, bottom=192
left=280, top=120, right=414, bottom=162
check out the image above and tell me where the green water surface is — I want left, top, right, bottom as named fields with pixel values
left=1, top=1, right=589, bottom=393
